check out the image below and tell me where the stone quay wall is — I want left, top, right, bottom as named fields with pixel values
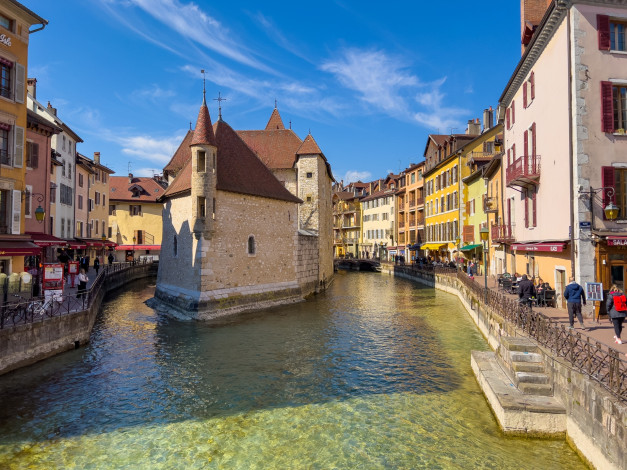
left=393, top=266, right=626, bottom=470
left=0, top=263, right=155, bottom=376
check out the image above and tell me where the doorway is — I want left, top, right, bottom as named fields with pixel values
left=555, top=268, right=567, bottom=309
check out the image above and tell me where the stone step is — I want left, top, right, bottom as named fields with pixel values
left=510, top=351, right=543, bottom=363
left=512, top=361, right=545, bottom=373
left=519, top=382, right=554, bottom=397
left=516, top=371, right=550, bottom=385
left=501, top=336, right=540, bottom=353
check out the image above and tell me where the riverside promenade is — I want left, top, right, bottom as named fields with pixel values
left=389, top=263, right=627, bottom=470
left=0, top=261, right=156, bottom=375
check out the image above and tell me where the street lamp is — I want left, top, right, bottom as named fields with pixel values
left=578, top=186, right=620, bottom=225
left=480, top=226, right=489, bottom=303
left=23, top=191, right=46, bottom=223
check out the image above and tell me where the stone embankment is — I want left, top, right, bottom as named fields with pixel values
left=0, top=262, right=156, bottom=376
left=392, top=265, right=626, bottom=470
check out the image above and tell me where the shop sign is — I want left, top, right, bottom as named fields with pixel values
left=608, top=238, right=627, bottom=246
left=0, top=34, right=12, bottom=47
left=513, top=243, right=565, bottom=252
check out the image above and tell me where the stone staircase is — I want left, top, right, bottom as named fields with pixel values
left=471, top=335, right=566, bottom=435
left=498, top=336, right=554, bottom=397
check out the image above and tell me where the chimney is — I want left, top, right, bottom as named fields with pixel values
left=467, top=119, right=481, bottom=135
left=482, top=106, right=494, bottom=131
left=47, top=101, right=57, bottom=116
left=129, top=173, right=133, bottom=183
left=27, top=78, right=36, bottom=99
left=93, top=152, right=100, bottom=164
left=520, top=0, right=552, bottom=54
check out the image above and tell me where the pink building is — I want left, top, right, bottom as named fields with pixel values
left=499, top=0, right=627, bottom=314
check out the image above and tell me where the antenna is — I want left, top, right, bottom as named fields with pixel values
left=274, top=98, right=278, bottom=109
left=449, top=127, right=457, bottom=135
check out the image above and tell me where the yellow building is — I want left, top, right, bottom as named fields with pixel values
left=108, top=175, right=166, bottom=262
left=0, top=2, right=47, bottom=274
left=422, top=131, right=477, bottom=261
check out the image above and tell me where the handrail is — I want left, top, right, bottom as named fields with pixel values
left=397, top=265, right=627, bottom=402
left=0, top=261, right=153, bottom=330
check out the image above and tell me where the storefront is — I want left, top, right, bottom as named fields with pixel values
left=114, top=244, right=160, bottom=262
left=596, top=237, right=627, bottom=292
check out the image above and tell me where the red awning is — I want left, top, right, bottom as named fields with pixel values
left=77, top=238, right=106, bottom=247
left=115, top=244, right=161, bottom=251
left=512, top=242, right=567, bottom=252
left=104, top=241, right=117, bottom=247
left=26, top=231, right=66, bottom=247
left=607, top=236, right=627, bottom=246
left=0, top=241, right=42, bottom=256
left=68, top=240, right=87, bottom=249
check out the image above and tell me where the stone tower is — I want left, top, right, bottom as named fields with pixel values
left=190, top=93, right=217, bottom=239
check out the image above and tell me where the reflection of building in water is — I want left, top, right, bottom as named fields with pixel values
left=154, top=92, right=334, bottom=319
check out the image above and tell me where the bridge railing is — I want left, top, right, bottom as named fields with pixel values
left=0, top=260, right=153, bottom=330
left=396, top=265, right=627, bottom=402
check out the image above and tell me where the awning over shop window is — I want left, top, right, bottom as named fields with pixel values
left=512, top=242, right=567, bottom=252
left=0, top=241, right=42, bottom=256
left=460, top=243, right=483, bottom=252
left=420, top=243, right=446, bottom=251
left=115, top=244, right=161, bottom=251
left=68, top=240, right=87, bottom=249
left=26, top=231, right=66, bottom=247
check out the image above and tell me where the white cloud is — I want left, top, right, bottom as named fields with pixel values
left=118, top=134, right=184, bottom=165
left=413, top=78, right=468, bottom=131
left=136, top=84, right=176, bottom=101
left=344, top=170, right=371, bottom=183
left=133, top=167, right=164, bottom=177
left=321, top=48, right=418, bottom=116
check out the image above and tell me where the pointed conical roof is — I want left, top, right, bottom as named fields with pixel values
left=296, top=133, right=322, bottom=155
left=265, top=108, right=285, bottom=130
left=190, top=101, right=216, bottom=147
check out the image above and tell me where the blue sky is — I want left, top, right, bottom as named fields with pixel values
left=25, top=0, right=521, bottom=183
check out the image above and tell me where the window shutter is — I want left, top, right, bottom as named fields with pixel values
left=523, top=82, right=528, bottom=108
left=524, top=192, right=529, bottom=228
left=506, top=108, right=510, bottom=129
left=601, top=81, right=614, bottom=133
left=512, top=143, right=516, bottom=161
left=532, top=188, right=537, bottom=227
left=11, top=189, right=21, bottom=234
left=523, top=129, right=528, bottom=158
left=602, top=166, right=616, bottom=219
left=530, top=72, right=535, bottom=100
left=531, top=123, right=537, bottom=171
left=14, top=63, right=25, bottom=103
left=507, top=198, right=512, bottom=225
left=512, top=100, right=515, bottom=124
left=32, top=142, right=38, bottom=168
left=507, top=148, right=510, bottom=165
left=598, top=15, right=611, bottom=50
left=13, top=125, right=23, bottom=167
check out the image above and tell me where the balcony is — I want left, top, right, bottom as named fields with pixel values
left=409, top=199, right=416, bottom=208
left=416, top=197, right=424, bottom=207
left=398, top=202, right=406, bottom=212
left=491, top=224, right=515, bottom=243
left=506, top=155, right=541, bottom=188
left=483, top=196, right=498, bottom=213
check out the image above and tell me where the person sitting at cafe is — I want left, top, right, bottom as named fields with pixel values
left=518, top=274, right=536, bottom=306
left=535, top=278, right=545, bottom=293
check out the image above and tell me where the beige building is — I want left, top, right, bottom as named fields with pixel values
left=154, top=95, right=334, bottom=319
left=361, top=185, right=395, bottom=261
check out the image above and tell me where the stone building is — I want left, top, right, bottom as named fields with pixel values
left=154, top=96, right=334, bottom=319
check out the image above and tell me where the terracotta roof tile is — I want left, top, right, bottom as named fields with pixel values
left=237, top=129, right=302, bottom=169
left=190, top=103, right=216, bottom=147
left=163, top=130, right=193, bottom=176
left=162, top=120, right=301, bottom=204
left=296, top=134, right=322, bottom=155
left=110, top=176, right=166, bottom=202
left=265, top=108, right=285, bottom=130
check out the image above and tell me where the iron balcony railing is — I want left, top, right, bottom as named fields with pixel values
left=506, top=154, right=541, bottom=187
left=491, top=224, right=515, bottom=243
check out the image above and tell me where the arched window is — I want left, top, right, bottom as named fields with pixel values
left=247, top=235, right=255, bottom=255
left=173, top=235, right=178, bottom=257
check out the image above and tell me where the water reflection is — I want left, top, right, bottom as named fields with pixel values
left=0, top=272, right=584, bottom=469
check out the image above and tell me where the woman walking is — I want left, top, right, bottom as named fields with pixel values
left=77, top=268, right=89, bottom=299
left=606, top=285, right=627, bottom=344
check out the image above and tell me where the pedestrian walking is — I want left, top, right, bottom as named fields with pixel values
left=564, top=277, right=587, bottom=330
left=94, top=257, right=100, bottom=275
left=108, top=252, right=114, bottom=264
left=607, top=285, right=627, bottom=344
left=77, top=268, right=88, bottom=299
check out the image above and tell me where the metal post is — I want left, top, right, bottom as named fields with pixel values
left=484, top=239, right=488, bottom=303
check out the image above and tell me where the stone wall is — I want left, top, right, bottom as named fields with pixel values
left=0, top=263, right=154, bottom=376
left=296, top=231, right=319, bottom=296
left=395, top=266, right=626, bottom=470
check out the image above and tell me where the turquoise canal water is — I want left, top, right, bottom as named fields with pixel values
left=0, top=273, right=584, bottom=469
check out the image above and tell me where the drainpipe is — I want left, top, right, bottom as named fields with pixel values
left=567, top=6, right=576, bottom=280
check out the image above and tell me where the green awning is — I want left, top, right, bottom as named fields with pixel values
left=460, top=243, right=483, bottom=252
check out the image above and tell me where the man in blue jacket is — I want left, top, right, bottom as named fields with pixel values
left=564, top=277, right=587, bottom=330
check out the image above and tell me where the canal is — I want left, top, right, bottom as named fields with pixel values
left=0, top=272, right=584, bottom=468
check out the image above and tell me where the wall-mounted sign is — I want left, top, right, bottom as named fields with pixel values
left=608, top=237, right=627, bottom=246
left=579, top=221, right=591, bottom=229
left=0, top=34, right=12, bottom=47
left=585, top=282, right=604, bottom=302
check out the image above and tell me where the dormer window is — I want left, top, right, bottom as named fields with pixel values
left=197, top=150, right=206, bottom=173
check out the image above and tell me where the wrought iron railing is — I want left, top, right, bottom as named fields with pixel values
left=0, top=261, right=153, bottom=330
left=491, top=224, right=515, bottom=243
left=506, top=154, right=541, bottom=186
left=397, top=265, right=627, bottom=401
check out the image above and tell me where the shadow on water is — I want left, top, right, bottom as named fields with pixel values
left=0, top=272, right=463, bottom=444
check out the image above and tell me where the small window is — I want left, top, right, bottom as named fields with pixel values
left=197, top=150, right=206, bottom=173
left=173, top=235, right=178, bottom=257
left=198, top=196, right=206, bottom=218
left=109, top=204, right=115, bottom=215
left=306, top=172, right=313, bottom=178
left=247, top=235, right=256, bottom=255
left=0, top=13, right=13, bottom=32
left=306, top=195, right=313, bottom=202
left=130, top=204, right=142, bottom=216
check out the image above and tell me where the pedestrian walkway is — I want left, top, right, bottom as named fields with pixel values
left=476, top=274, right=627, bottom=356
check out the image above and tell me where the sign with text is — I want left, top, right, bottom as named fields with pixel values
left=585, top=282, right=604, bottom=302
left=608, top=237, right=627, bottom=246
